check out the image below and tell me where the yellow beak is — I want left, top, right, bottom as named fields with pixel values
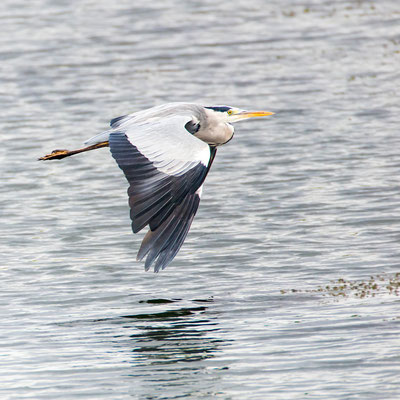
left=235, top=110, right=275, bottom=121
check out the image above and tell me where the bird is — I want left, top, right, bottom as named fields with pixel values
left=39, top=102, right=274, bottom=272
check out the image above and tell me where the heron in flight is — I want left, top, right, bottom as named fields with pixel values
left=40, top=103, right=274, bottom=272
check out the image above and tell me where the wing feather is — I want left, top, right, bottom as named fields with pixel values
left=138, top=190, right=201, bottom=272
left=108, top=115, right=216, bottom=271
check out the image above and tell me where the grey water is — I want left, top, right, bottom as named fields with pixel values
left=1, top=0, right=400, bottom=398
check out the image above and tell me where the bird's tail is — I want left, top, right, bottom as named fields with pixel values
left=84, top=130, right=112, bottom=146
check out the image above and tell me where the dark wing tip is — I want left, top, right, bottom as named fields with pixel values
left=110, top=115, right=128, bottom=128
left=137, top=192, right=201, bottom=272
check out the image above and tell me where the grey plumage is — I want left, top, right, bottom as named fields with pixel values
left=41, top=102, right=274, bottom=272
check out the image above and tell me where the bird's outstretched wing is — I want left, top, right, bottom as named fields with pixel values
left=109, top=115, right=216, bottom=272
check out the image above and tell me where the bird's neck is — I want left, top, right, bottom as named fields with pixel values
left=195, top=122, right=234, bottom=146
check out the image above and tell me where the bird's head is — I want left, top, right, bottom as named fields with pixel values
left=205, top=105, right=274, bottom=123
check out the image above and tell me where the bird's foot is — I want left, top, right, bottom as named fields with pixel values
left=38, top=149, right=71, bottom=160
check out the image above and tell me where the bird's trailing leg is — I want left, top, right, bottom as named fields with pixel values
left=38, top=141, right=109, bottom=160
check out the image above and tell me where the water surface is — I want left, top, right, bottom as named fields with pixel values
left=1, top=1, right=400, bottom=399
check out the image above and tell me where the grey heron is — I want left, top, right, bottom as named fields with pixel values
left=40, top=103, right=274, bottom=272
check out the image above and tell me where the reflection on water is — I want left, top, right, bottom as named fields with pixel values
left=115, top=298, right=228, bottom=398
left=50, top=298, right=227, bottom=398
left=124, top=298, right=224, bottom=367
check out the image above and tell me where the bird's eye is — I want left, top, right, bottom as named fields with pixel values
left=227, top=110, right=233, bottom=115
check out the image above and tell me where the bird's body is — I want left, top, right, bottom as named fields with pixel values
left=40, top=102, right=274, bottom=272
left=85, top=103, right=236, bottom=147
